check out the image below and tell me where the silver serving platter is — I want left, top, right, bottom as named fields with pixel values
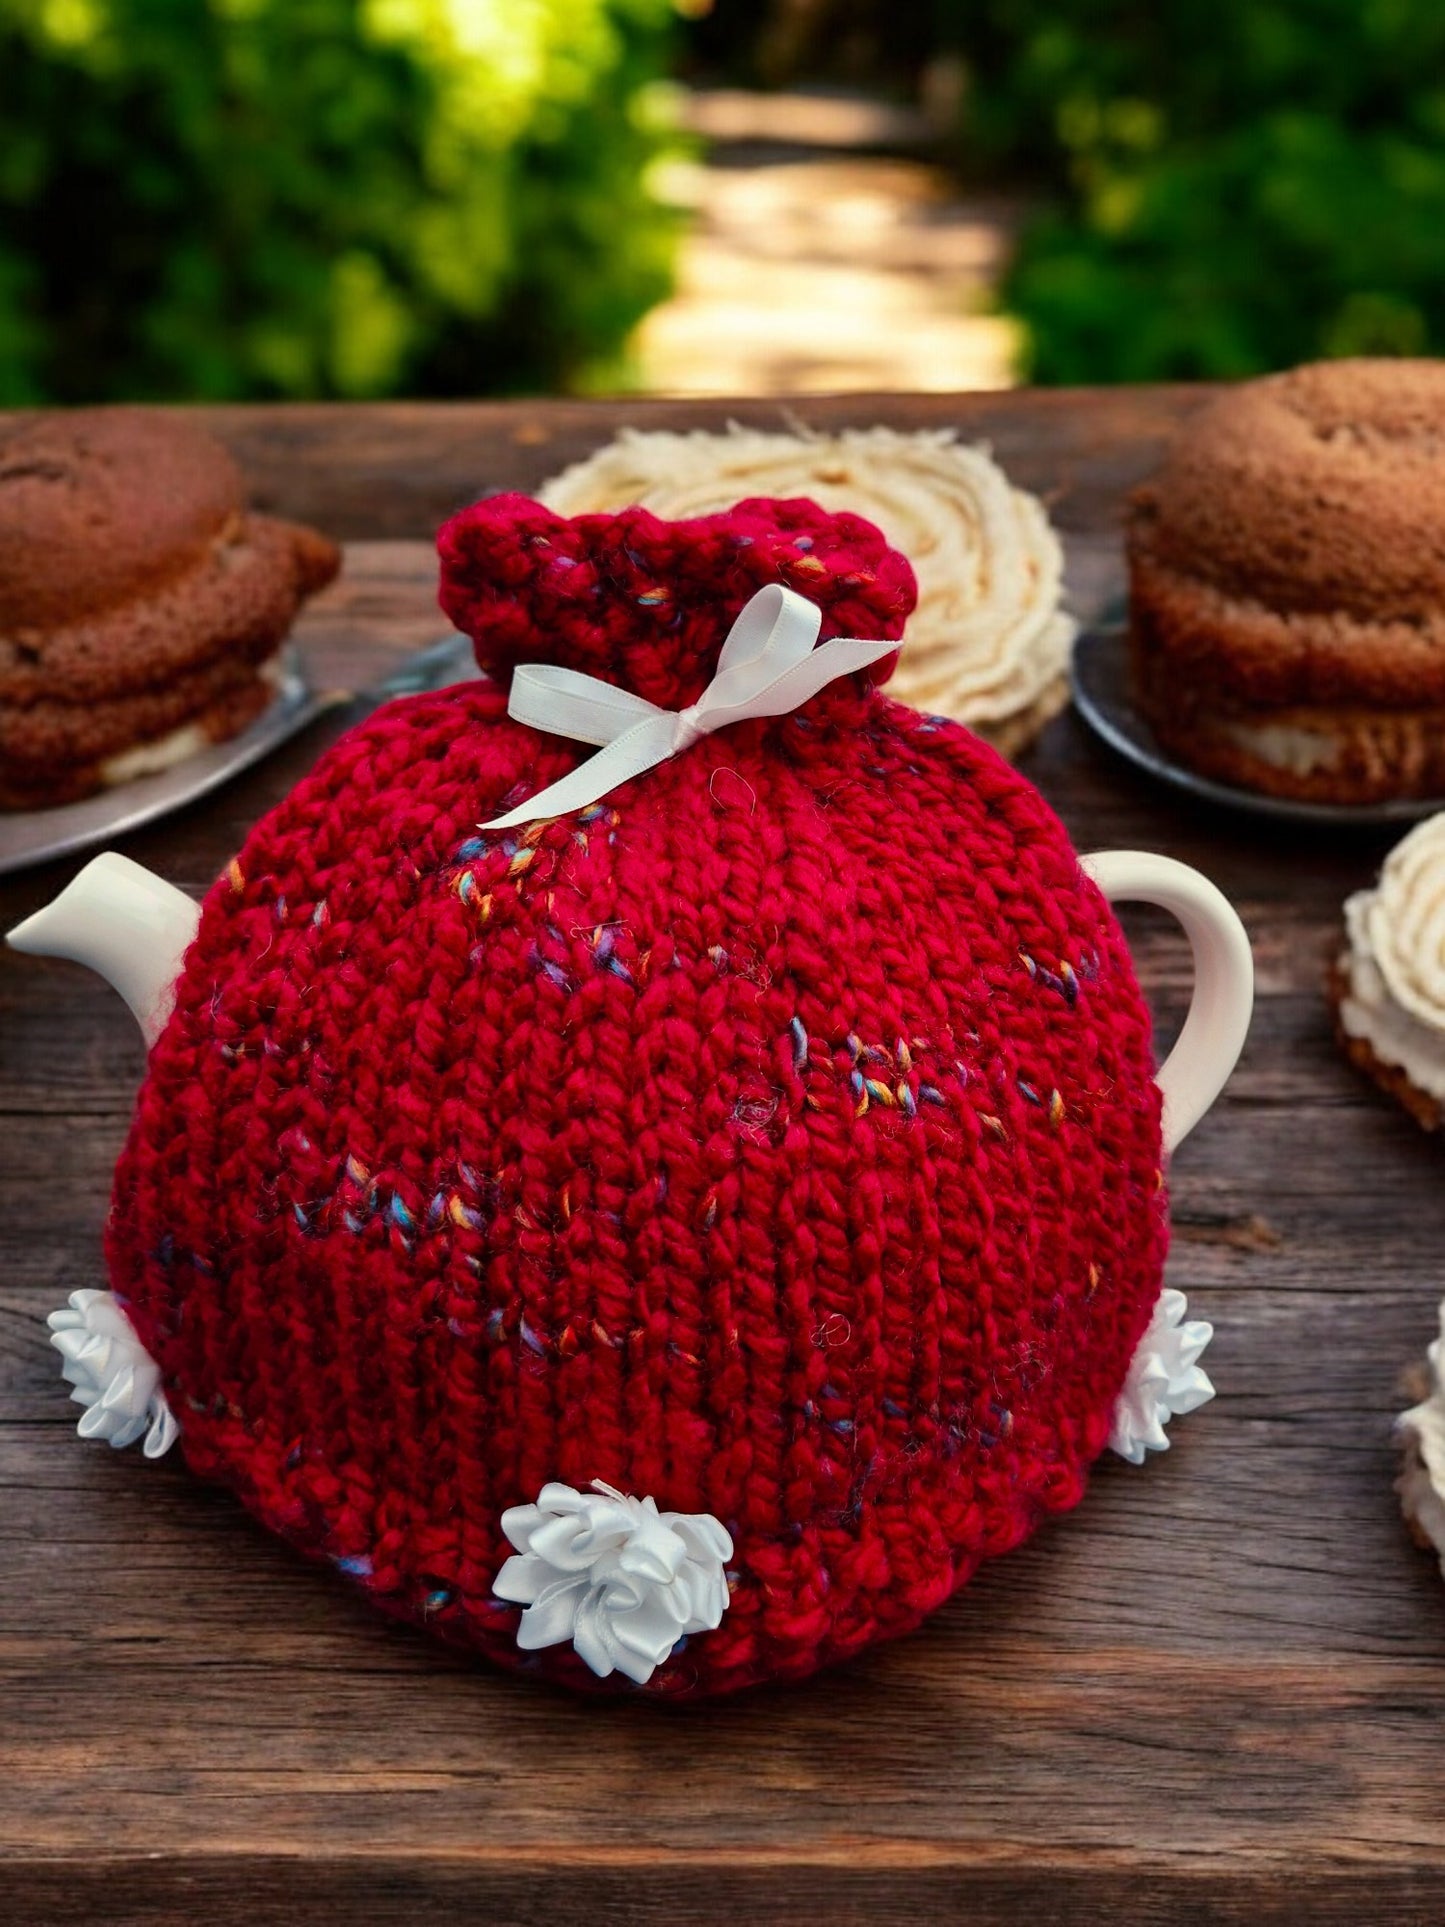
left=1072, top=613, right=1445, bottom=828
left=0, top=633, right=481, bottom=877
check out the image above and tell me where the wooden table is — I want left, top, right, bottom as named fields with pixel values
left=4, top=390, right=1445, bottom=1924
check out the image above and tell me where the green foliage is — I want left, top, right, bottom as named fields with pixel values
left=962, top=0, right=1445, bottom=381
left=0, top=0, right=682, bottom=403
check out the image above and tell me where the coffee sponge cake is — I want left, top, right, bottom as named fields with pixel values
left=0, top=409, right=339, bottom=809
left=1127, top=359, right=1445, bottom=804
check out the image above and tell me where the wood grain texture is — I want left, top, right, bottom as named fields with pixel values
left=4, top=390, right=1445, bottom=1925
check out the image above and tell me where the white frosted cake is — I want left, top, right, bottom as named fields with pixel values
left=1399, top=1300, right=1445, bottom=1582
left=539, top=424, right=1075, bottom=756
left=1333, top=814, right=1445, bottom=1130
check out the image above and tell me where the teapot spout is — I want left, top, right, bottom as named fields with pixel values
left=7, top=851, right=199, bottom=1047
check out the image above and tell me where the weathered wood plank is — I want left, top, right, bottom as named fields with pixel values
left=185, top=387, right=1209, bottom=542
left=7, top=1860, right=1445, bottom=1927
left=3, top=391, right=1445, bottom=1920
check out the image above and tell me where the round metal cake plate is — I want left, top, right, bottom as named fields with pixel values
left=0, top=633, right=483, bottom=879
left=0, top=632, right=487, bottom=882
left=0, top=648, right=337, bottom=878
left=1071, top=620, right=1445, bottom=829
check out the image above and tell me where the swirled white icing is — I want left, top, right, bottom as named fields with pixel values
left=1109, top=1287, right=1215, bottom=1465
left=1339, top=812, right=1445, bottom=1100
left=494, top=1480, right=733, bottom=1684
left=539, top=425, right=1074, bottom=742
left=47, top=1288, right=178, bottom=1457
left=1398, top=1298, right=1445, bottom=1579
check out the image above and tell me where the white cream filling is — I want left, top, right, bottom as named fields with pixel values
left=1220, top=718, right=1341, bottom=776
left=97, top=651, right=284, bottom=787
left=539, top=424, right=1075, bottom=731
left=100, top=720, right=215, bottom=786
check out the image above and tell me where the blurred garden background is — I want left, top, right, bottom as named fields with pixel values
left=2, top=0, right=1443, bottom=405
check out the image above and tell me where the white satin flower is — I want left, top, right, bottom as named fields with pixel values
left=47, top=1288, right=178, bottom=1458
left=1109, top=1287, right=1214, bottom=1465
left=494, top=1480, right=733, bottom=1685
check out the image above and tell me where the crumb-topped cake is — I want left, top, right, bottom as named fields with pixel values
left=539, top=424, right=1075, bottom=755
left=1128, top=358, right=1445, bottom=805
left=0, top=409, right=340, bottom=810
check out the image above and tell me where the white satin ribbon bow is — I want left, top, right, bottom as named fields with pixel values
left=482, top=583, right=897, bottom=831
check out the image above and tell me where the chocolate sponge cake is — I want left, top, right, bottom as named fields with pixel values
left=0, top=409, right=339, bottom=809
left=1127, top=359, right=1445, bottom=804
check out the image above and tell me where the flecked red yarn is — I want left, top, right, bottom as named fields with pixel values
left=106, top=491, right=1167, bottom=1697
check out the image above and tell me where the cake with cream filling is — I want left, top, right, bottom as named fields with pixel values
left=1331, top=813, right=1445, bottom=1130
left=1128, top=358, right=1445, bottom=805
left=0, top=408, right=339, bottom=810
left=539, top=424, right=1075, bottom=755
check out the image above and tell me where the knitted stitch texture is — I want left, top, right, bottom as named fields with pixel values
left=106, top=492, right=1168, bottom=1697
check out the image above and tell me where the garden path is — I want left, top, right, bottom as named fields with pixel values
left=635, top=88, right=1021, bottom=395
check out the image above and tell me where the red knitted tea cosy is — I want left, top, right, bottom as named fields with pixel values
left=105, top=491, right=1167, bottom=1697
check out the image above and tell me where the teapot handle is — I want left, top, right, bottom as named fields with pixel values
left=1079, top=851, right=1253, bottom=1156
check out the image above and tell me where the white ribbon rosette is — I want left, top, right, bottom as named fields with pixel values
left=1109, top=1287, right=1215, bottom=1465
left=47, top=1288, right=178, bottom=1458
left=495, top=1481, right=733, bottom=1684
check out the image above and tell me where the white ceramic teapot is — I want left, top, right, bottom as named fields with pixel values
left=10, top=843, right=1252, bottom=1147
left=5, top=528, right=1256, bottom=1697
left=11, top=840, right=1251, bottom=1483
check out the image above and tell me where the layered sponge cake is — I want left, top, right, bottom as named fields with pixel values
left=1127, top=359, right=1445, bottom=805
left=0, top=409, right=339, bottom=809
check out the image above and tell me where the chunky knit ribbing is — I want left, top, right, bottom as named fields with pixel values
left=106, top=494, right=1167, bottom=1697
